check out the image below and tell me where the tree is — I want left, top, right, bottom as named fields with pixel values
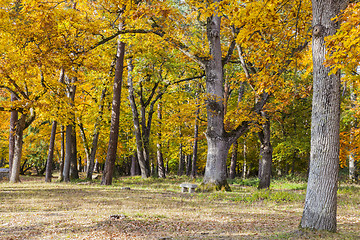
left=8, top=93, right=17, bottom=179
left=45, top=121, right=57, bottom=182
left=257, top=111, right=272, bottom=189
left=101, top=21, right=126, bottom=185
left=300, top=0, right=349, bottom=232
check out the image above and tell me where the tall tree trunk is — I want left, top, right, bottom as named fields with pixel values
left=130, top=153, right=141, bottom=176
left=78, top=120, right=90, bottom=173
left=58, top=125, right=65, bottom=181
left=87, top=87, right=107, bottom=180
left=63, top=125, right=74, bottom=182
left=45, top=121, right=57, bottom=182
left=229, top=140, right=238, bottom=179
left=242, top=140, right=247, bottom=179
left=70, top=128, right=78, bottom=179
left=157, top=103, right=166, bottom=178
left=191, top=110, right=199, bottom=178
left=63, top=76, right=77, bottom=182
left=101, top=23, right=125, bottom=185
left=178, top=143, right=185, bottom=176
left=186, top=155, right=192, bottom=176
left=8, top=93, right=18, bottom=180
left=127, top=58, right=151, bottom=178
left=349, top=84, right=357, bottom=181
left=300, top=0, right=348, bottom=232
left=258, top=112, right=273, bottom=189
left=9, top=114, right=26, bottom=183
left=203, top=9, right=232, bottom=190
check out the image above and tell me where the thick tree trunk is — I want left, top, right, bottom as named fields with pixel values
left=8, top=93, right=18, bottom=180
left=9, top=114, right=26, bottom=183
left=203, top=10, right=231, bottom=190
left=258, top=112, right=273, bottom=189
left=45, top=121, right=57, bottom=182
left=300, top=0, right=348, bottom=232
left=203, top=138, right=231, bottom=190
left=101, top=31, right=125, bottom=185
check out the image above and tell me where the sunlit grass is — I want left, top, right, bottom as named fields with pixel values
left=0, top=175, right=359, bottom=239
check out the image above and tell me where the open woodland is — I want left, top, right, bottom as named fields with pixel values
left=0, top=0, right=360, bottom=238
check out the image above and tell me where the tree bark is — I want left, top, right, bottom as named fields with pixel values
left=9, top=114, right=26, bottom=183
left=63, top=124, right=74, bottom=182
left=229, top=140, right=238, bottom=179
left=186, top=155, right=192, bottom=176
left=349, top=84, right=357, bottom=181
left=70, top=128, right=78, bottom=179
left=127, top=58, right=151, bottom=178
left=191, top=109, right=199, bottom=178
left=8, top=93, right=18, bottom=180
left=202, top=8, right=232, bottom=190
left=178, top=143, right=185, bottom=176
left=45, top=121, right=57, bottom=182
left=101, top=25, right=125, bottom=185
left=157, top=103, right=166, bottom=178
left=130, top=153, right=141, bottom=176
left=242, top=140, right=247, bottom=179
left=258, top=112, right=273, bottom=189
left=63, top=76, right=77, bottom=182
left=58, top=125, right=65, bottom=181
left=300, top=0, right=348, bottom=232
left=87, top=87, right=107, bottom=180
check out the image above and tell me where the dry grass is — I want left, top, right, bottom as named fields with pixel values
left=0, top=175, right=359, bottom=240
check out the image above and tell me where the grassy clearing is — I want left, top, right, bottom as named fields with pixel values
left=0, top=175, right=359, bottom=239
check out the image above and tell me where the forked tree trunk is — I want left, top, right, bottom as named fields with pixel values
left=8, top=93, right=18, bottom=180
left=101, top=26, right=126, bottom=185
left=87, top=87, right=106, bottom=180
left=258, top=112, right=272, bottom=189
left=45, top=121, right=57, bottom=182
left=127, top=58, right=150, bottom=178
left=300, top=0, right=348, bottom=232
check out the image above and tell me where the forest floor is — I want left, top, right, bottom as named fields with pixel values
left=0, top=174, right=359, bottom=240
